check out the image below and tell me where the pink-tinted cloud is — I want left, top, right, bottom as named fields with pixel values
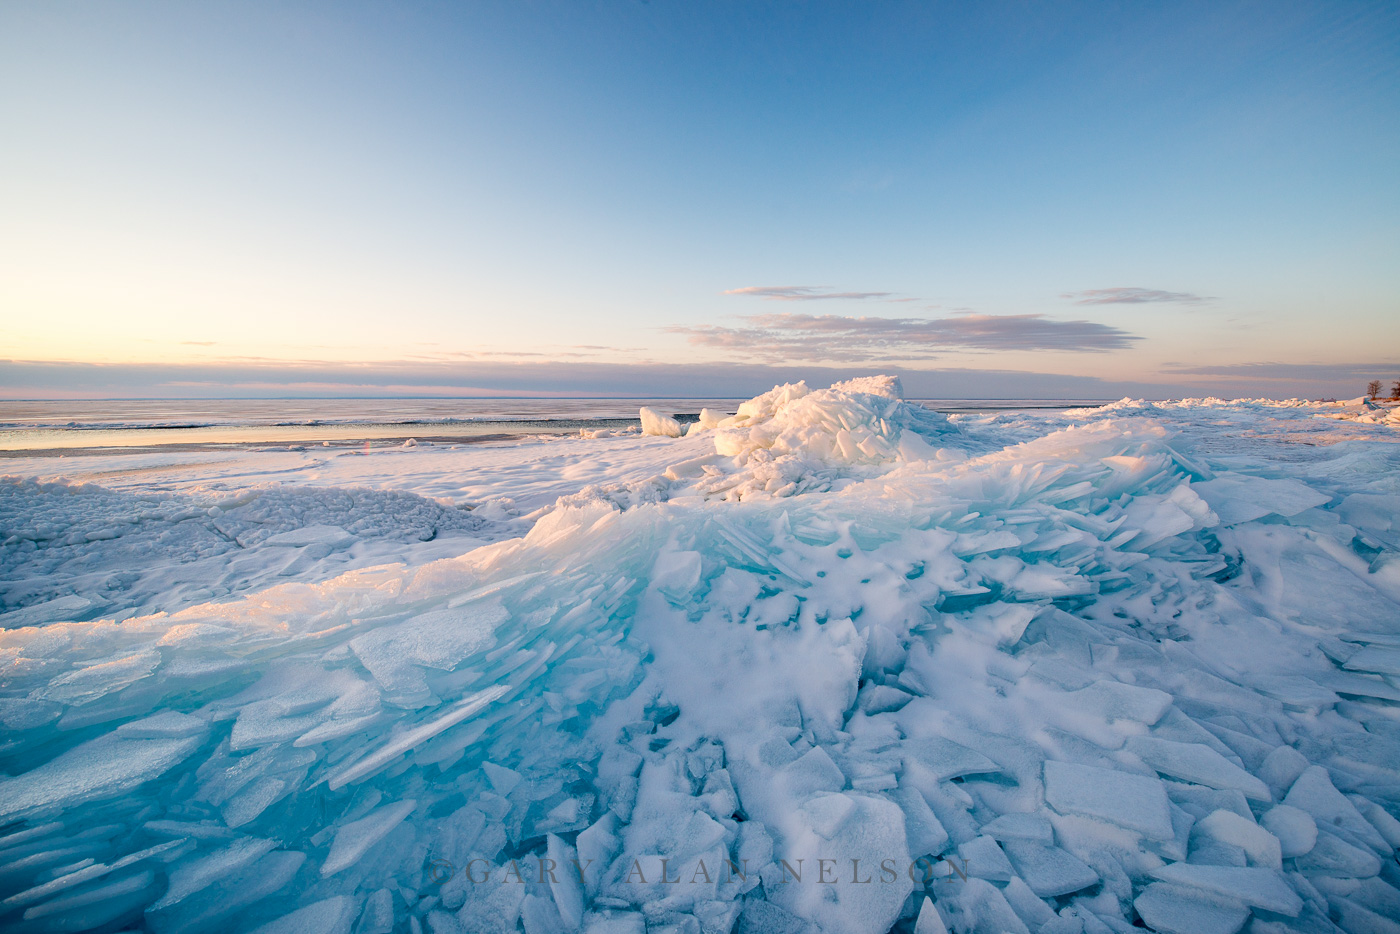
left=668, top=311, right=1139, bottom=361
left=723, top=285, right=900, bottom=302
left=1064, top=287, right=1212, bottom=305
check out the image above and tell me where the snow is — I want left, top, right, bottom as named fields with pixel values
left=1, top=381, right=1399, bottom=933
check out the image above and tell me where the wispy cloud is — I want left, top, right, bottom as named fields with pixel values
left=1064, top=287, right=1212, bottom=306
left=668, top=312, right=1139, bottom=362
left=724, top=285, right=902, bottom=302
left=1162, top=361, right=1400, bottom=381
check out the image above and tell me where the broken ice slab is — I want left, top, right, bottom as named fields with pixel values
left=1281, top=766, right=1390, bottom=852
left=1191, top=476, right=1328, bottom=525
left=981, top=812, right=1054, bottom=846
left=321, top=799, right=416, bottom=876
left=0, top=729, right=207, bottom=821
left=1043, top=760, right=1175, bottom=841
left=1126, top=737, right=1271, bottom=801
left=901, top=736, right=1001, bottom=783
left=1342, top=644, right=1400, bottom=677
left=1000, top=839, right=1099, bottom=898
left=1133, top=882, right=1249, bottom=934
left=1147, top=864, right=1303, bottom=916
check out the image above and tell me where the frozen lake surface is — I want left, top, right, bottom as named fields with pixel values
left=1, top=378, right=1398, bottom=933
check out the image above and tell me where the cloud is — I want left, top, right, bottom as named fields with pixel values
left=723, top=286, right=900, bottom=302
left=667, top=312, right=1139, bottom=361
left=1064, top=288, right=1212, bottom=306
left=1161, top=361, right=1400, bottom=381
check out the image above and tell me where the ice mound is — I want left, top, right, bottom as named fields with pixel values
left=671, top=376, right=960, bottom=501
left=697, top=375, right=952, bottom=463
left=1, top=385, right=1399, bottom=933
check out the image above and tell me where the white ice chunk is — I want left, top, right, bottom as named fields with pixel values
left=1065, top=679, right=1173, bottom=725
left=153, top=837, right=278, bottom=909
left=1343, top=645, right=1400, bottom=677
left=1261, top=805, right=1316, bottom=858
left=0, top=731, right=204, bottom=821
left=1148, top=864, right=1303, bottom=916
left=1126, top=737, right=1270, bottom=801
left=902, top=736, right=1001, bottom=783
left=769, top=792, right=912, bottom=934
left=349, top=603, right=506, bottom=700
left=650, top=550, right=701, bottom=602
left=1194, top=810, right=1281, bottom=868
left=913, top=896, right=949, bottom=934
left=327, top=685, right=508, bottom=789
left=1257, top=745, right=1309, bottom=799
left=981, top=812, right=1054, bottom=846
left=546, top=833, right=585, bottom=930
left=1192, top=476, right=1328, bottom=525
left=1043, top=760, right=1175, bottom=841
left=638, top=408, right=683, bottom=438
left=321, top=799, right=415, bottom=875
left=1295, top=828, right=1382, bottom=877
left=1000, top=839, right=1099, bottom=898
left=1133, top=883, right=1249, bottom=934
left=958, top=835, right=1012, bottom=882
left=1282, top=765, right=1389, bottom=852
left=247, top=895, right=359, bottom=934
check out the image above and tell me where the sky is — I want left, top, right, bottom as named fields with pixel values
left=1, top=0, right=1397, bottom=399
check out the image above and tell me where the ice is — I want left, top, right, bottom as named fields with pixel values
left=1126, top=737, right=1271, bottom=801
left=1192, top=476, right=1329, bottom=525
left=1043, top=760, right=1175, bottom=841
left=981, top=812, right=1054, bottom=846
left=913, top=896, right=949, bottom=934
left=1258, top=745, right=1310, bottom=799
left=152, top=837, right=278, bottom=909
left=638, top=408, right=683, bottom=438
left=0, top=729, right=205, bottom=821
left=321, top=800, right=416, bottom=876
left=1147, top=864, right=1303, bottom=916
left=1001, top=839, right=1100, bottom=897
left=348, top=603, right=506, bottom=704
left=1, top=383, right=1398, bottom=931
left=1282, top=766, right=1390, bottom=852
left=958, top=834, right=1013, bottom=882
left=1299, top=828, right=1383, bottom=877
left=326, top=685, right=509, bottom=789
left=1193, top=809, right=1281, bottom=868
left=1133, top=883, right=1249, bottom=934
left=901, top=736, right=1001, bottom=783
left=1261, top=805, right=1317, bottom=858
left=1342, top=644, right=1400, bottom=676
left=248, top=895, right=360, bottom=934
left=943, top=878, right=1031, bottom=934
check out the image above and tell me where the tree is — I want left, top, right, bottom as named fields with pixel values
left=1392, top=380, right=1400, bottom=401
left=1367, top=380, right=1382, bottom=399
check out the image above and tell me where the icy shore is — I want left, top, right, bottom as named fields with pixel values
left=2, top=378, right=1399, bottom=934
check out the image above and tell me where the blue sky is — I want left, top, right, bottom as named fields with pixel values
left=1, top=1, right=1397, bottom=398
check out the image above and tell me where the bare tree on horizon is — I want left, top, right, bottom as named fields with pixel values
left=1367, top=380, right=1382, bottom=400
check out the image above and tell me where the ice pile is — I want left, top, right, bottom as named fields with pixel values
left=1, top=379, right=1399, bottom=934
left=671, top=376, right=962, bottom=501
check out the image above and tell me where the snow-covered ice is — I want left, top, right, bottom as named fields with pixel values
left=1, top=380, right=1399, bottom=933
